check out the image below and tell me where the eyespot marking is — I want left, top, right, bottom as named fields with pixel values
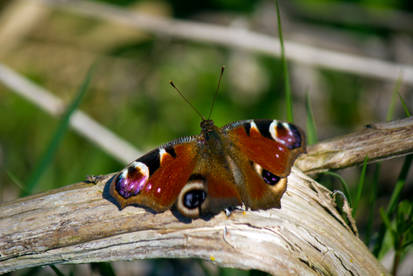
left=269, top=120, right=278, bottom=141
left=115, top=161, right=149, bottom=198
left=270, top=121, right=303, bottom=149
left=253, top=162, right=280, bottom=186
left=176, top=178, right=208, bottom=218
left=261, top=169, right=281, bottom=186
left=183, top=189, right=207, bottom=209
left=286, top=124, right=303, bottom=149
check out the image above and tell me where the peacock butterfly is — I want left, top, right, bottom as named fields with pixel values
left=109, top=67, right=306, bottom=218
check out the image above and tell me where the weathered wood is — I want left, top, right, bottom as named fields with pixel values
left=0, top=169, right=388, bottom=275
left=297, top=117, right=413, bottom=174
left=3, top=118, right=412, bottom=274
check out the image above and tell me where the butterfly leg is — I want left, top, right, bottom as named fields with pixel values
left=85, top=174, right=107, bottom=184
left=224, top=208, right=232, bottom=217
left=224, top=204, right=247, bottom=217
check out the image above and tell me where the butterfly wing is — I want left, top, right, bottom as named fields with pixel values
left=174, top=160, right=242, bottom=218
left=109, top=137, right=198, bottom=212
left=109, top=119, right=305, bottom=217
left=109, top=135, right=242, bottom=218
left=223, top=119, right=306, bottom=209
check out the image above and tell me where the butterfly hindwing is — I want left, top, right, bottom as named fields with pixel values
left=174, top=161, right=242, bottom=218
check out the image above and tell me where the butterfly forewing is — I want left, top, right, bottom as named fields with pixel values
left=224, top=119, right=305, bottom=177
left=223, top=119, right=305, bottom=209
left=109, top=137, right=199, bottom=211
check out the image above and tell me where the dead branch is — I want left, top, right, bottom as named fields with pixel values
left=297, top=117, right=413, bottom=174
left=0, top=169, right=388, bottom=275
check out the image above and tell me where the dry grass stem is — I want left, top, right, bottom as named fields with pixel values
left=38, top=0, right=413, bottom=85
left=0, top=63, right=140, bottom=164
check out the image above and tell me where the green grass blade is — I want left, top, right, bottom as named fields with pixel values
left=365, top=163, right=380, bottom=246
left=352, top=156, right=369, bottom=217
left=397, top=91, right=411, bottom=117
left=373, top=74, right=411, bottom=256
left=379, top=208, right=395, bottom=238
left=386, top=76, right=402, bottom=121
left=305, top=91, right=318, bottom=145
left=21, top=65, right=96, bottom=196
left=373, top=154, right=413, bottom=256
left=6, top=170, right=26, bottom=193
left=322, top=171, right=352, bottom=207
left=387, top=155, right=412, bottom=215
left=274, top=0, right=293, bottom=122
left=50, top=265, right=65, bottom=276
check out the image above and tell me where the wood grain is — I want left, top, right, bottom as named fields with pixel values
left=297, top=117, right=413, bottom=173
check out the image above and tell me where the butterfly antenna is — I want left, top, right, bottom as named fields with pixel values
left=207, top=65, right=225, bottom=120
left=169, top=81, right=206, bottom=121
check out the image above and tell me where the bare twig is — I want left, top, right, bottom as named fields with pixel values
left=283, top=1, right=413, bottom=33
left=0, top=169, right=389, bottom=275
left=37, top=0, right=413, bottom=85
left=0, top=0, right=50, bottom=56
left=296, top=117, right=413, bottom=173
left=0, top=63, right=140, bottom=164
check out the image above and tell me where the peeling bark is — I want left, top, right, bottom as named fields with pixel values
left=297, top=117, right=413, bottom=173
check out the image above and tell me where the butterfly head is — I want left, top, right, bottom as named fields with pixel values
left=200, top=119, right=225, bottom=149
left=200, top=119, right=215, bottom=132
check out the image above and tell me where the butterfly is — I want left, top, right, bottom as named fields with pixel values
left=109, top=68, right=306, bottom=218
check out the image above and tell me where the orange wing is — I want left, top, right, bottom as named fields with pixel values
left=109, top=138, right=198, bottom=212
left=225, top=119, right=305, bottom=177
left=224, top=119, right=305, bottom=209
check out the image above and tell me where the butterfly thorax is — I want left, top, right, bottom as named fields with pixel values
left=200, top=119, right=226, bottom=156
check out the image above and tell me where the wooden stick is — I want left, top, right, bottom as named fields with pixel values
left=0, top=169, right=388, bottom=275
left=297, top=117, right=413, bottom=173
